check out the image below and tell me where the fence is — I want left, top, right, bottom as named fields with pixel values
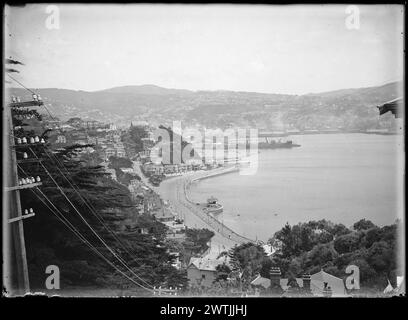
left=153, top=286, right=181, bottom=296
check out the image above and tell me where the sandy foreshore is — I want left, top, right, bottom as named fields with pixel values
left=157, top=165, right=254, bottom=253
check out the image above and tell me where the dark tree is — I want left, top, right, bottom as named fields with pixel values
left=353, top=219, right=377, bottom=231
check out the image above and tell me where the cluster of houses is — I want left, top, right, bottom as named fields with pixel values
left=48, top=118, right=126, bottom=160
left=141, top=162, right=205, bottom=177
left=186, top=248, right=405, bottom=297
left=128, top=178, right=162, bottom=215
left=46, top=118, right=191, bottom=271
left=186, top=251, right=348, bottom=297
left=126, top=176, right=187, bottom=241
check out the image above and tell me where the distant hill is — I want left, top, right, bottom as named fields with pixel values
left=306, top=82, right=400, bottom=100
left=7, top=81, right=403, bottom=130
left=98, top=84, right=194, bottom=96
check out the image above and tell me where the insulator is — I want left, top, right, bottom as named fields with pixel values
left=30, top=137, right=35, bottom=144
left=22, top=137, right=27, bottom=143
left=37, top=95, right=42, bottom=101
left=41, top=138, right=45, bottom=143
left=21, top=178, right=27, bottom=184
left=19, top=179, right=23, bottom=185
left=12, top=96, right=16, bottom=103
left=31, top=177, right=35, bottom=183
left=17, top=138, right=22, bottom=144
left=32, top=94, right=37, bottom=101
left=23, top=152, right=28, bottom=159
left=24, top=209, right=28, bottom=215
left=34, top=136, right=40, bottom=143
left=29, top=208, right=34, bottom=213
left=36, top=176, right=41, bottom=182
left=17, top=97, right=21, bottom=103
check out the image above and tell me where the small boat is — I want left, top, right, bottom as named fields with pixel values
left=202, top=196, right=223, bottom=215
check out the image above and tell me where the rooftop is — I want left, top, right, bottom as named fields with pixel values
left=188, top=255, right=230, bottom=272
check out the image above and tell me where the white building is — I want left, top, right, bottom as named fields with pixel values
left=56, top=135, right=67, bottom=144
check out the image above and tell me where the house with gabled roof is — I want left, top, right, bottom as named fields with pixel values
left=250, top=268, right=348, bottom=297
left=187, top=255, right=230, bottom=288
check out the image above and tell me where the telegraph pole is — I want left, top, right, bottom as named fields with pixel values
left=4, top=96, right=43, bottom=295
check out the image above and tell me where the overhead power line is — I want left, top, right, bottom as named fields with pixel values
left=18, top=163, right=153, bottom=292
left=7, top=76, right=155, bottom=291
left=28, top=147, right=154, bottom=290
left=41, top=149, right=154, bottom=286
left=6, top=73, right=36, bottom=94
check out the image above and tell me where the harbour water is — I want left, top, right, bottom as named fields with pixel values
left=189, top=133, right=404, bottom=242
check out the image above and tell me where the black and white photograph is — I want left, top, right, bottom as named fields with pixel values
left=2, top=3, right=405, bottom=302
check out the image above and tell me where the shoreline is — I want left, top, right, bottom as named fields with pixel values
left=189, top=165, right=239, bottom=183
left=157, top=165, right=255, bottom=251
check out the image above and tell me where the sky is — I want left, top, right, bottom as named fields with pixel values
left=4, top=4, right=404, bottom=95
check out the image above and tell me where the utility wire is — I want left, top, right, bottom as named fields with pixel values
left=8, top=76, right=156, bottom=289
left=6, top=73, right=36, bottom=94
left=28, top=147, right=154, bottom=289
left=17, top=163, right=152, bottom=292
left=31, top=187, right=152, bottom=292
left=43, top=148, right=152, bottom=268
left=18, top=89, right=154, bottom=267
left=5, top=76, right=144, bottom=264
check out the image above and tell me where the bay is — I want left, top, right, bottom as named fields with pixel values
left=189, top=133, right=404, bottom=242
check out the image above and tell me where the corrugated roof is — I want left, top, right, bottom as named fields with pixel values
left=188, top=256, right=228, bottom=272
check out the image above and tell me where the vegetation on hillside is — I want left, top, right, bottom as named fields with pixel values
left=108, top=156, right=133, bottom=169
left=14, top=124, right=185, bottom=294
left=10, top=81, right=402, bottom=130
left=269, top=219, right=401, bottom=291
left=108, top=155, right=140, bottom=186
left=121, top=125, right=149, bottom=157
left=166, top=228, right=215, bottom=267
left=207, top=219, right=401, bottom=296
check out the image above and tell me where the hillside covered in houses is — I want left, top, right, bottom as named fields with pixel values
left=7, top=99, right=403, bottom=297
left=9, top=81, right=402, bottom=131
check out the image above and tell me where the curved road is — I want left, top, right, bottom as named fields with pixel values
left=159, top=167, right=255, bottom=252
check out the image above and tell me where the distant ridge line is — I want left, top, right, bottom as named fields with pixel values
left=7, top=80, right=402, bottom=97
